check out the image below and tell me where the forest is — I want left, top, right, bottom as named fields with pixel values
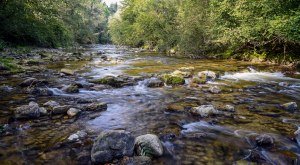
left=0, top=0, right=117, bottom=48
left=109, top=0, right=300, bottom=63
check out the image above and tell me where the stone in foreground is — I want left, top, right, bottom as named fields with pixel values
left=91, top=130, right=135, bottom=164
left=135, top=134, right=164, bottom=157
left=15, top=102, right=43, bottom=119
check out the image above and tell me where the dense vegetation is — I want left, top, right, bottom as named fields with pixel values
left=0, top=0, right=117, bottom=48
left=109, top=0, right=300, bottom=63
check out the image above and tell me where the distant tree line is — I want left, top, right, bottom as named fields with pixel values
left=109, top=0, right=300, bottom=63
left=0, top=0, right=118, bottom=48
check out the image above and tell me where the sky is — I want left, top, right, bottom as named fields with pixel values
left=103, top=0, right=121, bottom=5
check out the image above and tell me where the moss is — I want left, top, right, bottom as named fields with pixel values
left=0, top=57, right=22, bottom=73
left=191, top=77, right=206, bottom=84
left=90, top=76, right=124, bottom=88
left=162, top=74, right=185, bottom=85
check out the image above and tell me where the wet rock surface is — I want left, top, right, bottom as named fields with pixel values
left=135, top=134, right=164, bottom=157
left=91, top=130, right=135, bottom=164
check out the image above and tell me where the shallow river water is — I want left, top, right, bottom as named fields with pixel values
left=0, top=45, right=300, bottom=164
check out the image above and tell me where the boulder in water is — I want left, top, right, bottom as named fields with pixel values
left=82, top=103, right=107, bottom=111
left=91, top=130, right=135, bottom=164
left=67, top=108, right=81, bottom=117
left=255, top=134, right=274, bottom=148
left=191, top=77, right=206, bottom=84
left=15, top=102, right=43, bottom=119
left=161, top=74, right=185, bottom=86
left=172, top=70, right=192, bottom=78
left=61, top=68, right=75, bottom=75
left=281, top=102, right=297, bottom=112
left=43, top=100, right=60, bottom=108
left=19, top=78, right=38, bottom=87
left=62, top=84, right=79, bottom=93
left=135, top=134, right=164, bottom=157
left=68, top=130, right=87, bottom=142
left=51, top=105, right=71, bottom=115
left=146, top=78, right=164, bottom=88
left=89, top=76, right=125, bottom=88
left=190, top=105, right=219, bottom=117
left=27, top=87, right=53, bottom=96
left=198, top=71, right=217, bottom=81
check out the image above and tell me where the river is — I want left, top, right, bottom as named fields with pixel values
left=0, top=45, right=300, bottom=164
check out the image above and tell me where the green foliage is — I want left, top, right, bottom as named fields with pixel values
left=0, top=0, right=117, bottom=47
left=109, top=0, right=300, bottom=63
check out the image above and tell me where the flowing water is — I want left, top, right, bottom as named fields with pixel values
left=0, top=45, right=300, bottom=164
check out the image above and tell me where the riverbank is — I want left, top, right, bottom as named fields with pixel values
left=0, top=45, right=299, bottom=164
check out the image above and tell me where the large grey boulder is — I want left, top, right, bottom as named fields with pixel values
left=190, top=105, right=220, bottom=117
left=15, top=102, right=43, bottom=119
left=91, top=130, right=135, bottom=164
left=135, top=134, right=164, bottom=157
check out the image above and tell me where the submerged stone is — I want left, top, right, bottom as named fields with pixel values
left=68, top=130, right=87, bottom=142
left=145, top=78, right=164, bottom=88
left=209, top=86, right=221, bottom=94
left=91, top=130, right=135, bottom=164
left=62, top=84, right=79, bottom=93
left=255, top=134, right=274, bottom=148
left=89, top=76, right=125, bottom=88
left=190, top=105, right=219, bottom=117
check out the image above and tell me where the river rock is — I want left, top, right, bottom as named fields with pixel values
left=209, top=86, right=221, bottom=94
left=62, top=84, right=79, bottom=93
left=281, top=102, right=298, bottom=112
left=162, top=74, right=185, bottom=86
left=191, top=77, right=206, bottom=84
left=19, top=78, right=38, bottom=87
left=43, top=100, right=60, bottom=108
left=91, top=130, right=135, bottom=164
left=67, top=108, right=81, bottom=117
left=90, top=76, right=125, bottom=88
left=68, top=130, right=87, bottom=142
left=51, top=105, right=71, bottom=115
left=83, top=102, right=107, bottom=111
left=15, top=102, right=42, bottom=119
left=27, top=87, right=54, bottom=96
left=61, top=68, right=75, bottom=75
left=172, top=70, right=192, bottom=78
left=190, top=105, right=219, bottom=117
left=198, top=71, right=217, bottom=81
left=255, top=134, right=274, bottom=148
left=135, top=134, right=164, bottom=157
left=146, top=78, right=164, bottom=88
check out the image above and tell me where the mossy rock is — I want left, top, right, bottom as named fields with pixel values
left=191, top=77, right=206, bottom=84
left=90, top=76, right=124, bottom=88
left=162, top=74, right=185, bottom=86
